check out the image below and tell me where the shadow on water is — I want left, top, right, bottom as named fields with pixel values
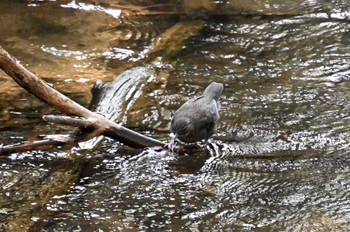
left=2, top=0, right=350, bottom=231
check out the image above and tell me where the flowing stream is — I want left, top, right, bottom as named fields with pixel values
left=1, top=0, right=350, bottom=231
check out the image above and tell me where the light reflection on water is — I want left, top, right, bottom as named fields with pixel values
left=2, top=0, right=350, bottom=231
left=40, top=141, right=350, bottom=231
left=61, top=1, right=122, bottom=19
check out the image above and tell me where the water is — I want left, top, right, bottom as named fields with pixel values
left=1, top=0, right=350, bottom=231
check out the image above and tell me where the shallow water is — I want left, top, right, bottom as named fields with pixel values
left=1, top=0, right=350, bottom=231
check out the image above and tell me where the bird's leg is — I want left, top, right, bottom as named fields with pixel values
left=168, top=133, right=177, bottom=152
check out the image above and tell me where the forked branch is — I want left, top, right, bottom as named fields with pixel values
left=0, top=46, right=165, bottom=155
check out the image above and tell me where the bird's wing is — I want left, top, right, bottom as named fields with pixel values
left=194, top=101, right=216, bottom=129
left=174, top=96, right=217, bottom=123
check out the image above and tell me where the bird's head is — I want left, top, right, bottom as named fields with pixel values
left=203, top=82, right=223, bottom=100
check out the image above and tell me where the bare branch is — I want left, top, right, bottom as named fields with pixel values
left=0, top=46, right=166, bottom=153
left=0, top=140, right=67, bottom=156
left=43, top=115, right=95, bottom=128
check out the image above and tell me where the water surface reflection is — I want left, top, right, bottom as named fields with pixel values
left=1, top=0, right=350, bottom=231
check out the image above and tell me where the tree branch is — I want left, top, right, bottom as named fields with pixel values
left=0, top=46, right=165, bottom=154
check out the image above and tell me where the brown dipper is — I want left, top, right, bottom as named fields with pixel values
left=171, top=82, right=223, bottom=143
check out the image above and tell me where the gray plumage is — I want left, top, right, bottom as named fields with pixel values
left=171, top=82, right=223, bottom=143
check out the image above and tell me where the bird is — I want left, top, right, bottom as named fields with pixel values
left=171, top=82, right=223, bottom=143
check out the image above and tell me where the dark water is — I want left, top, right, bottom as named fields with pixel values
left=1, top=0, right=350, bottom=231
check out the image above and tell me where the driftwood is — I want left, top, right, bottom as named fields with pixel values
left=0, top=45, right=166, bottom=155
left=0, top=17, right=207, bottom=231
left=0, top=18, right=207, bottom=155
